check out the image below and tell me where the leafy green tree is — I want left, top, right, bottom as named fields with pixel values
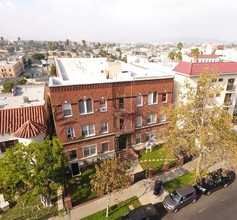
left=2, top=80, right=15, bottom=93
left=90, top=157, right=131, bottom=217
left=0, top=137, right=66, bottom=206
left=168, top=51, right=176, bottom=61
left=161, top=71, right=237, bottom=180
left=50, top=64, right=56, bottom=76
left=32, top=53, right=45, bottom=60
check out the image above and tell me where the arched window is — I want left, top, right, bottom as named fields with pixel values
left=78, top=99, right=93, bottom=114
left=148, top=92, right=158, bottom=105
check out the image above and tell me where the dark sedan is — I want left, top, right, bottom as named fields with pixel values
left=194, top=169, right=232, bottom=196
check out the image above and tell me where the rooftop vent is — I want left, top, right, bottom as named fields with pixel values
left=23, top=96, right=29, bottom=103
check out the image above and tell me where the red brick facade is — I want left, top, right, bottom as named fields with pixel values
left=50, top=77, right=173, bottom=175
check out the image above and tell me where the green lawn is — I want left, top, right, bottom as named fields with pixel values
left=66, top=165, right=97, bottom=206
left=1, top=190, right=58, bottom=220
left=139, top=145, right=178, bottom=170
left=81, top=196, right=141, bottom=220
left=163, top=172, right=195, bottom=193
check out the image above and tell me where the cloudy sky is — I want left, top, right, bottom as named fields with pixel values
left=0, top=0, right=237, bottom=43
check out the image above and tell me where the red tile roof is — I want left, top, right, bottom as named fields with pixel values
left=173, top=61, right=237, bottom=76
left=14, top=120, right=46, bottom=138
left=0, top=106, right=45, bottom=135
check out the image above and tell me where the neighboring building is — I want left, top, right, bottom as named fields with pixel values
left=173, top=61, right=237, bottom=115
left=0, top=60, right=24, bottom=78
left=182, top=54, right=220, bottom=63
left=0, top=84, right=49, bottom=155
left=49, top=58, right=174, bottom=176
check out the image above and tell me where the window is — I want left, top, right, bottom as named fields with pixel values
left=81, top=125, right=95, bottom=137
left=160, top=114, right=166, bottom=122
left=78, top=99, right=93, bottom=114
left=218, top=78, right=223, bottom=82
left=100, top=122, right=108, bottom=133
left=147, top=114, right=157, bottom=124
left=146, top=132, right=155, bottom=141
left=136, top=95, right=143, bottom=106
left=66, top=128, right=75, bottom=139
left=102, top=142, right=109, bottom=152
left=62, top=104, right=72, bottom=117
left=69, top=150, right=77, bottom=160
left=136, top=116, right=142, bottom=127
left=136, top=134, right=142, bottom=144
left=99, top=99, right=107, bottom=112
left=162, top=93, right=167, bottom=103
left=148, top=92, right=158, bottom=105
left=83, top=145, right=97, bottom=157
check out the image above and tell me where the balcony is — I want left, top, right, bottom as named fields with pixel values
left=114, top=127, right=134, bottom=137
left=113, top=108, right=134, bottom=116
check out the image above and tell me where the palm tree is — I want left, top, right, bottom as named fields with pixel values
left=177, top=42, right=183, bottom=51
left=191, top=48, right=200, bottom=62
left=168, top=51, right=175, bottom=61
left=175, top=51, right=182, bottom=61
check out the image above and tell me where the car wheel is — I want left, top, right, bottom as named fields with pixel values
left=173, top=208, right=179, bottom=213
left=223, top=183, right=228, bottom=188
left=206, top=190, right=211, bottom=196
left=192, top=198, right=197, bottom=203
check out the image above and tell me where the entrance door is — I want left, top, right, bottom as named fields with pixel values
left=71, top=162, right=80, bottom=177
left=119, top=135, right=127, bottom=150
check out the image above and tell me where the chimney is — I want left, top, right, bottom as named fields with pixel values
left=23, top=96, right=29, bottom=103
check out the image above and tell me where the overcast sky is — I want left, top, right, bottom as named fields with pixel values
left=1, top=0, right=237, bottom=43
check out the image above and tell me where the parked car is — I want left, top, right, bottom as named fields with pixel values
left=162, top=184, right=197, bottom=213
left=194, top=169, right=232, bottom=196
left=116, top=203, right=160, bottom=220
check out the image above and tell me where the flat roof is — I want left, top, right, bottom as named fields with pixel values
left=0, top=61, right=18, bottom=66
left=49, top=58, right=174, bottom=87
left=0, top=84, right=45, bottom=109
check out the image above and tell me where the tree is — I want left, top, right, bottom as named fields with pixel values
left=175, top=51, right=182, bottom=61
left=161, top=71, right=237, bottom=181
left=191, top=48, right=200, bottom=59
left=90, top=157, right=131, bottom=218
left=168, top=51, right=176, bottom=61
left=2, top=80, right=15, bottom=93
left=0, top=137, right=67, bottom=205
left=177, top=42, right=183, bottom=51
left=50, top=64, right=56, bottom=76
left=32, top=53, right=45, bottom=60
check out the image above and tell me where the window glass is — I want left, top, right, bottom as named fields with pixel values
left=136, top=95, right=142, bottom=106
left=79, top=100, right=85, bottom=114
left=62, top=104, right=72, bottom=117
left=86, top=99, right=93, bottom=113
left=102, top=142, right=109, bottom=152
left=69, top=150, right=77, bottom=160
left=101, top=122, right=108, bottom=133
left=136, top=116, right=142, bottom=127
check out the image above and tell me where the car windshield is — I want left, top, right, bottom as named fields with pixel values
left=170, top=190, right=182, bottom=203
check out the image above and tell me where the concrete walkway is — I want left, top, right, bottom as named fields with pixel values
left=51, top=159, right=196, bottom=220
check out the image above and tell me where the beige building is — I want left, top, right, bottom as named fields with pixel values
left=0, top=61, right=24, bottom=78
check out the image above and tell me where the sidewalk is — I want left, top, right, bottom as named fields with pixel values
left=52, top=159, right=196, bottom=220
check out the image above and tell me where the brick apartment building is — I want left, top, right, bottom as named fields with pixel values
left=49, top=58, right=174, bottom=176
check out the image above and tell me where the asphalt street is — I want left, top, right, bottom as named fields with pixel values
left=156, top=174, right=237, bottom=220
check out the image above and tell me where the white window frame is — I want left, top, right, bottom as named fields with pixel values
left=99, top=99, right=107, bottom=112
left=162, top=92, right=167, bottom=103
left=160, top=114, right=166, bottom=122
left=101, top=142, right=109, bottom=153
left=136, top=116, right=142, bottom=127
left=100, top=122, right=108, bottom=133
left=83, top=144, right=97, bottom=158
left=79, top=99, right=94, bottom=115
left=66, top=128, right=75, bottom=139
left=62, top=104, right=72, bottom=117
left=148, top=92, right=158, bottom=105
left=81, top=124, right=95, bottom=137
left=147, top=114, right=157, bottom=124
left=136, top=95, right=143, bottom=107
left=136, top=134, right=142, bottom=144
